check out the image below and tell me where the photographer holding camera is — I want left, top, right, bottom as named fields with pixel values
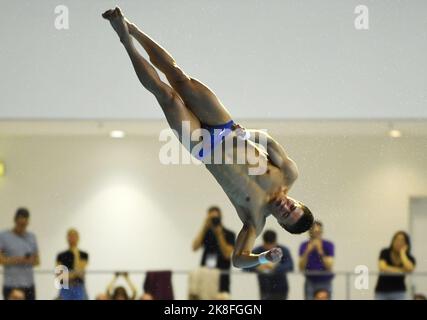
left=192, top=206, right=236, bottom=293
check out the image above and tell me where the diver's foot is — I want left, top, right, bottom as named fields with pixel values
left=102, top=6, right=130, bottom=45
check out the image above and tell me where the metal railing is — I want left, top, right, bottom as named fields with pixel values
left=1, top=269, right=426, bottom=300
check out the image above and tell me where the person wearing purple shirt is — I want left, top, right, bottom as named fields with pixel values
left=298, top=221, right=334, bottom=300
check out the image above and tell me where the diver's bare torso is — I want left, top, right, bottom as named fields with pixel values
left=205, top=130, right=294, bottom=236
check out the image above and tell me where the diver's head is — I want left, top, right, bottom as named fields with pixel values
left=270, top=195, right=314, bottom=234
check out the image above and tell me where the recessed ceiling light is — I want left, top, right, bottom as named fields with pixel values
left=389, top=129, right=402, bottom=138
left=110, top=130, right=126, bottom=139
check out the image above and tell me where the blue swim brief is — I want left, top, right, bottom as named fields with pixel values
left=196, top=120, right=236, bottom=160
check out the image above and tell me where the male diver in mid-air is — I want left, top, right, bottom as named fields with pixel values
left=102, top=7, right=314, bottom=268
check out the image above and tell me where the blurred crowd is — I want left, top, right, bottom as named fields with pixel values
left=0, top=207, right=425, bottom=300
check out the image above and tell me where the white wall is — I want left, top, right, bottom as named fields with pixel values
left=1, top=132, right=426, bottom=299
left=1, top=0, right=427, bottom=119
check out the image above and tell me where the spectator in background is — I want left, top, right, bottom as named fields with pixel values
left=313, top=288, right=330, bottom=300
left=299, top=220, right=334, bottom=300
left=143, top=271, right=174, bottom=300
left=56, top=229, right=89, bottom=300
left=7, top=289, right=26, bottom=300
left=246, top=230, right=293, bottom=300
left=0, top=208, right=40, bottom=300
left=413, top=293, right=426, bottom=300
left=140, top=293, right=154, bottom=300
left=375, top=231, right=416, bottom=300
left=192, top=206, right=235, bottom=294
left=95, top=293, right=110, bottom=300
left=106, top=272, right=137, bottom=300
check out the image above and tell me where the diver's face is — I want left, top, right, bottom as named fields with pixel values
left=271, top=196, right=304, bottom=226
